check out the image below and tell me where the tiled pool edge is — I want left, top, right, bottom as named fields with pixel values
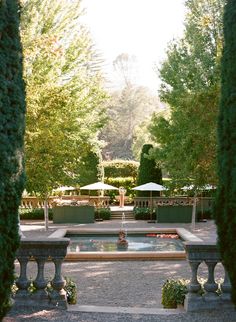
left=49, top=227, right=202, bottom=261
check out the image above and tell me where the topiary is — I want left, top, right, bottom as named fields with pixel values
left=0, top=1, right=26, bottom=319
left=136, top=144, right=162, bottom=197
left=95, top=208, right=111, bottom=220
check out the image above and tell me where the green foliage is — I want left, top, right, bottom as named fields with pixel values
left=133, top=207, right=151, bottom=220
left=136, top=144, right=162, bottom=197
left=20, top=0, right=108, bottom=197
left=197, top=209, right=213, bottom=221
left=132, top=119, right=156, bottom=161
left=19, top=208, right=53, bottom=220
left=95, top=208, right=111, bottom=220
left=150, top=0, right=225, bottom=189
left=103, top=159, right=139, bottom=179
left=162, top=279, right=188, bottom=308
left=78, top=151, right=99, bottom=186
left=0, top=0, right=26, bottom=318
left=214, top=0, right=236, bottom=304
left=106, top=177, right=135, bottom=197
left=64, top=277, right=77, bottom=305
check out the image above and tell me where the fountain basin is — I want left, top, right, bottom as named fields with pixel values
left=49, top=228, right=202, bottom=261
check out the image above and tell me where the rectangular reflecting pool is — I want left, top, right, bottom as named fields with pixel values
left=66, top=233, right=185, bottom=253
left=50, top=228, right=202, bottom=260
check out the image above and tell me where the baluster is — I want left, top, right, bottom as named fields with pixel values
left=184, top=260, right=203, bottom=311
left=188, top=260, right=202, bottom=294
left=50, top=258, right=67, bottom=308
left=203, top=260, right=218, bottom=299
left=15, top=257, right=31, bottom=298
left=33, top=256, right=48, bottom=300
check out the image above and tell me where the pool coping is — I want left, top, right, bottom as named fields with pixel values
left=49, top=227, right=202, bottom=261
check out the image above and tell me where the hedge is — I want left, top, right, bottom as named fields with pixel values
left=102, top=159, right=139, bottom=179
left=19, top=208, right=53, bottom=220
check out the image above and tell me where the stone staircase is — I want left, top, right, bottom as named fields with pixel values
left=110, top=210, right=135, bottom=221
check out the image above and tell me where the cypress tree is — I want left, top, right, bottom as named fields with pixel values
left=0, top=0, right=26, bottom=317
left=136, top=144, right=162, bottom=197
left=214, top=0, right=236, bottom=304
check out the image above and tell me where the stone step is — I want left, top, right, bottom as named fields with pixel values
left=111, top=216, right=134, bottom=219
left=111, top=214, right=135, bottom=220
left=111, top=211, right=134, bottom=216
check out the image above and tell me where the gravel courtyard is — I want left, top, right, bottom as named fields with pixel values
left=4, top=219, right=236, bottom=321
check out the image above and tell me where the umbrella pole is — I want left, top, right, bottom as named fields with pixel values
left=191, top=192, right=197, bottom=231
left=148, top=190, right=156, bottom=223
left=150, top=190, right=153, bottom=220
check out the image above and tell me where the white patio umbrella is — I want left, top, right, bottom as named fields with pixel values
left=80, top=182, right=118, bottom=219
left=80, top=182, right=119, bottom=191
left=132, top=182, right=167, bottom=222
left=53, top=186, right=76, bottom=192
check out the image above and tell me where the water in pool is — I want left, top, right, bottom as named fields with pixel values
left=66, top=233, right=184, bottom=252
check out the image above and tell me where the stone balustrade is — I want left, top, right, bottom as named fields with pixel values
left=184, top=241, right=235, bottom=312
left=14, top=238, right=70, bottom=309
left=134, top=196, right=213, bottom=211
left=20, top=196, right=110, bottom=209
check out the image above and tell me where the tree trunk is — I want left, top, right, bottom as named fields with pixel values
left=44, top=199, right=49, bottom=231
left=191, top=194, right=197, bottom=231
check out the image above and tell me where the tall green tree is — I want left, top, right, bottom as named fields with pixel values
left=136, top=144, right=162, bottom=197
left=0, top=0, right=26, bottom=317
left=214, top=0, right=236, bottom=304
left=20, top=0, right=108, bottom=228
left=150, top=0, right=225, bottom=188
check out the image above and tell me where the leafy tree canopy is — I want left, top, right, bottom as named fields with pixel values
left=20, top=0, right=108, bottom=196
left=149, top=0, right=225, bottom=189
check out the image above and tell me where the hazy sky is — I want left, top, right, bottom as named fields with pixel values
left=81, top=0, right=186, bottom=92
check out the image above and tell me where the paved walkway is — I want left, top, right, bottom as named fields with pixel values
left=5, top=219, right=236, bottom=321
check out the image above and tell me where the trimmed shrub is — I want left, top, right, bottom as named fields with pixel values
left=19, top=208, right=53, bottom=220
left=197, top=209, right=213, bottom=221
left=136, top=144, right=162, bottom=197
left=133, top=207, right=151, bottom=220
left=103, top=159, right=139, bottom=180
left=0, top=1, right=26, bottom=318
left=162, top=279, right=188, bottom=308
left=95, top=208, right=111, bottom=220
left=106, top=177, right=135, bottom=197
